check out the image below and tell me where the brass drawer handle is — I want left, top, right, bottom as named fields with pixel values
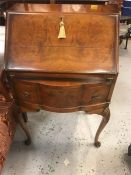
left=58, top=17, right=66, bottom=39
left=23, top=91, right=30, bottom=99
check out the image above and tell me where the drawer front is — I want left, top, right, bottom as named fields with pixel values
left=12, top=79, right=111, bottom=110
left=13, top=81, right=39, bottom=104
left=82, top=84, right=110, bottom=105
left=39, top=84, right=82, bottom=108
left=39, top=81, right=111, bottom=108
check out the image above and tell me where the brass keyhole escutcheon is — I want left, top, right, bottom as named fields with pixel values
left=58, top=17, right=66, bottom=39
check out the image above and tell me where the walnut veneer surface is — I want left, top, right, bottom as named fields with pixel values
left=4, top=4, right=119, bottom=147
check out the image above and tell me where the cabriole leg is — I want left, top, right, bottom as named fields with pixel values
left=17, top=113, right=31, bottom=145
left=22, top=112, right=28, bottom=123
left=94, top=107, right=110, bottom=148
left=128, top=144, right=131, bottom=156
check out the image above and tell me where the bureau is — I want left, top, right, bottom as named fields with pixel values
left=4, top=4, right=119, bottom=147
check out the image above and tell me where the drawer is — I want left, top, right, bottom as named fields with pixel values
left=82, top=84, right=110, bottom=105
left=39, top=80, right=111, bottom=109
left=13, top=81, right=39, bottom=104
left=13, top=79, right=111, bottom=110
left=39, top=82, right=82, bottom=108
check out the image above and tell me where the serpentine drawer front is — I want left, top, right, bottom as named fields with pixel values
left=13, top=79, right=111, bottom=111
left=4, top=5, right=119, bottom=147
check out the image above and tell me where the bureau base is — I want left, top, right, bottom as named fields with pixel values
left=18, top=106, right=110, bottom=148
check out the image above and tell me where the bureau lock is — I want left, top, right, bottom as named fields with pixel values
left=58, top=17, right=66, bottom=39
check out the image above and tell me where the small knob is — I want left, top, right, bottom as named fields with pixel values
left=23, top=91, right=30, bottom=99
